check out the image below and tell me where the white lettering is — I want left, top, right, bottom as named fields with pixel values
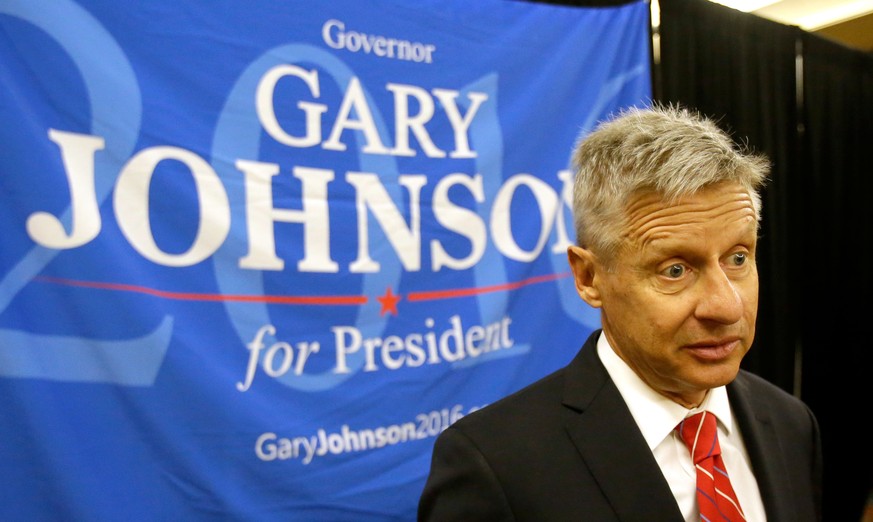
left=26, top=129, right=105, bottom=249
left=386, top=83, right=445, bottom=158
left=35, top=59, right=570, bottom=275
left=114, top=146, right=230, bottom=266
left=236, top=160, right=337, bottom=272
left=432, top=89, right=488, bottom=159
left=254, top=69, right=484, bottom=159
left=322, top=77, right=390, bottom=154
left=333, top=315, right=513, bottom=374
left=237, top=324, right=321, bottom=391
left=321, top=19, right=436, bottom=63
left=256, top=64, right=327, bottom=147
left=430, top=173, right=486, bottom=271
left=255, top=432, right=278, bottom=460
left=490, top=173, right=559, bottom=262
left=35, top=131, right=571, bottom=273
left=346, top=172, right=426, bottom=273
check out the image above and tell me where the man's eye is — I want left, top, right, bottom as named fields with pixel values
left=731, top=252, right=747, bottom=266
left=664, top=264, right=685, bottom=278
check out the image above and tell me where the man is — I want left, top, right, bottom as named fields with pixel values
left=418, top=105, right=822, bottom=521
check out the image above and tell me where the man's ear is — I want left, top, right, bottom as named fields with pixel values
left=567, top=245, right=603, bottom=308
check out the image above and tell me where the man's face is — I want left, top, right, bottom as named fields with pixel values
left=569, top=181, right=759, bottom=408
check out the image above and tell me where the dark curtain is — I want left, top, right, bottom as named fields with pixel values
left=797, top=32, right=873, bottom=522
left=657, top=0, right=873, bottom=520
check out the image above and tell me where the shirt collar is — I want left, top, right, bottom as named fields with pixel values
left=596, top=331, right=734, bottom=450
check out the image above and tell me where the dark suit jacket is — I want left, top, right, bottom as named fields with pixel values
left=418, top=330, right=822, bottom=521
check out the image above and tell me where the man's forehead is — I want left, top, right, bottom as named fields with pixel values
left=620, top=189, right=758, bottom=256
left=626, top=191, right=754, bottom=229
left=624, top=182, right=754, bottom=212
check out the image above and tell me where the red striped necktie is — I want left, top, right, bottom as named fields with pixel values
left=676, top=411, right=746, bottom=521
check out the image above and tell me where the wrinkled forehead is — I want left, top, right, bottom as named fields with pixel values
left=623, top=181, right=756, bottom=217
left=620, top=183, right=758, bottom=245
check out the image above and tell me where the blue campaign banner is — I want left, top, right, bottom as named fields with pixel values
left=0, top=0, right=650, bottom=519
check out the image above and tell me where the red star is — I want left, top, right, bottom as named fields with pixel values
left=377, top=286, right=401, bottom=316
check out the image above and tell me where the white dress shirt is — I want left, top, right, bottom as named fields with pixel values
left=596, top=332, right=767, bottom=521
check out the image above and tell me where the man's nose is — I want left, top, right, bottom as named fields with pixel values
left=693, top=268, right=745, bottom=324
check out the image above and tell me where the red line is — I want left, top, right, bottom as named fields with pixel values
left=35, top=276, right=368, bottom=306
left=407, top=272, right=571, bottom=302
left=36, top=271, right=571, bottom=306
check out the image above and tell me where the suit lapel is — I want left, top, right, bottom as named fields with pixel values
left=728, top=373, right=794, bottom=521
left=561, top=334, right=685, bottom=521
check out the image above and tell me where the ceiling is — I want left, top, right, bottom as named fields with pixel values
left=711, top=0, right=873, bottom=51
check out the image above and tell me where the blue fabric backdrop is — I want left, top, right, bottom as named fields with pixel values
left=0, top=0, right=651, bottom=519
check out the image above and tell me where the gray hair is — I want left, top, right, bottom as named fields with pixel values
left=571, top=104, right=770, bottom=262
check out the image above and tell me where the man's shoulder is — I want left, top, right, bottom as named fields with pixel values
left=732, top=369, right=801, bottom=403
left=447, top=334, right=602, bottom=439
left=731, top=369, right=817, bottom=424
left=449, top=364, right=571, bottom=435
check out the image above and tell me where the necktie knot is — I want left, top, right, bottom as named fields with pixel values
left=676, top=411, right=721, bottom=465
